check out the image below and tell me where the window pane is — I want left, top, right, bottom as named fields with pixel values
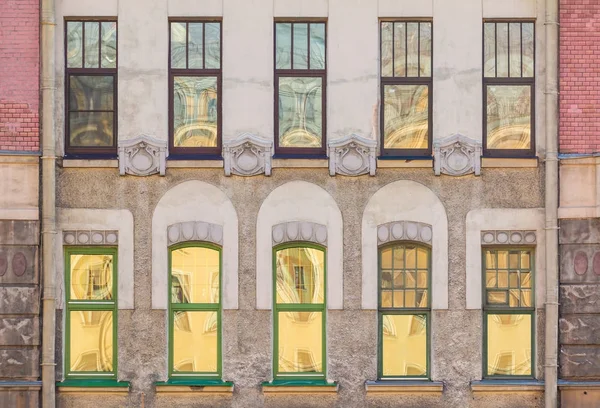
left=486, top=313, right=532, bottom=376
left=69, top=112, right=114, bottom=147
left=419, top=23, right=432, bottom=77
left=509, top=23, right=522, bottom=77
left=171, top=247, right=220, bottom=304
left=383, top=84, right=429, bottom=150
left=67, top=22, right=83, bottom=68
left=393, top=22, right=406, bottom=77
left=522, top=23, right=535, bottom=77
left=276, top=23, right=292, bottom=69
left=278, top=76, right=322, bottom=148
left=100, top=22, right=117, bottom=69
left=484, top=23, right=496, bottom=78
left=171, top=22, right=187, bottom=69
left=382, top=314, right=427, bottom=376
left=70, top=254, right=113, bottom=301
left=84, top=22, right=100, bottom=68
left=486, top=85, right=531, bottom=150
left=205, top=23, right=221, bottom=69
left=276, top=247, right=324, bottom=304
left=381, top=22, right=393, bottom=77
left=69, top=76, right=114, bottom=111
left=496, top=23, right=509, bottom=77
left=278, top=311, right=322, bottom=373
left=188, top=23, right=204, bottom=69
left=69, top=310, right=113, bottom=372
left=293, top=24, right=308, bottom=69
left=310, top=23, right=326, bottom=70
left=381, top=247, right=392, bottom=269
left=173, top=76, right=218, bottom=148
left=406, top=23, right=419, bottom=77
left=173, top=311, right=218, bottom=373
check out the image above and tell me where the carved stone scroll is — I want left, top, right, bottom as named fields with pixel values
left=223, top=133, right=272, bottom=176
left=118, top=135, right=167, bottom=176
left=433, top=134, right=481, bottom=176
left=328, top=134, right=377, bottom=176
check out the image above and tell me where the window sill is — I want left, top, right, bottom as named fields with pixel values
left=61, top=159, right=119, bottom=168
left=56, top=379, right=130, bottom=395
left=470, top=380, right=544, bottom=394
left=272, top=158, right=328, bottom=168
left=0, top=381, right=42, bottom=391
left=262, top=379, right=338, bottom=394
left=558, top=380, right=600, bottom=390
left=166, top=160, right=224, bottom=168
left=155, top=379, right=234, bottom=394
left=377, top=158, right=433, bottom=168
left=365, top=380, right=443, bottom=395
left=481, top=157, right=539, bottom=168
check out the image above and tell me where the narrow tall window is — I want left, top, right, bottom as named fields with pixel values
left=378, top=243, right=430, bottom=378
left=274, top=244, right=326, bottom=379
left=483, top=248, right=534, bottom=377
left=275, top=21, right=327, bottom=156
left=169, top=244, right=222, bottom=377
left=483, top=21, right=535, bottom=157
left=65, top=248, right=117, bottom=378
left=169, top=20, right=222, bottom=157
left=380, top=21, right=432, bottom=157
left=65, top=20, right=117, bottom=157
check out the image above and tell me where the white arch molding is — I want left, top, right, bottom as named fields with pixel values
left=256, top=181, right=344, bottom=310
left=152, top=180, right=239, bottom=309
left=362, top=180, right=449, bottom=310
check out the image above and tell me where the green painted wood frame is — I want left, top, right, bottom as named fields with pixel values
left=481, top=247, right=535, bottom=379
left=168, top=242, right=223, bottom=379
left=377, top=242, right=432, bottom=380
left=272, top=242, right=327, bottom=380
left=64, top=246, right=118, bottom=379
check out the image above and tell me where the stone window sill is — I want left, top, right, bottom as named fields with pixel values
left=262, top=379, right=338, bottom=394
left=470, top=380, right=544, bottom=394
left=377, top=158, right=433, bottom=168
left=155, top=379, right=234, bottom=394
left=166, top=160, right=224, bottom=168
left=272, top=158, right=329, bottom=168
left=56, top=379, right=130, bottom=394
left=0, top=381, right=42, bottom=391
left=558, top=380, right=600, bottom=390
left=481, top=157, right=539, bottom=168
left=61, top=159, right=119, bottom=168
left=365, top=380, right=444, bottom=395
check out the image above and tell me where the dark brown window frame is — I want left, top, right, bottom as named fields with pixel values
left=379, top=19, right=433, bottom=159
left=274, top=19, right=327, bottom=158
left=168, top=18, right=223, bottom=159
left=483, top=19, right=536, bottom=158
left=64, top=18, right=118, bottom=158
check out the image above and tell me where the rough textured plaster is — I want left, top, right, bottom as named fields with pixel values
left=56, top=166, right=544, bottom=407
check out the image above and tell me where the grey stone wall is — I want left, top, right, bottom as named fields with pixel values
left=56, top=166, right=545, bottom=408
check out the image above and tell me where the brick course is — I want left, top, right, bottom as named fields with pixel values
left=0, top=0, right=39, bottom=152
left=560, top=1, right=600, bottom=154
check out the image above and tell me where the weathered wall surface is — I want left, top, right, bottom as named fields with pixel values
left=56, top=167, right=545, bottom=407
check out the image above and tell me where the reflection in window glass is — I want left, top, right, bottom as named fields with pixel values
left=382, top=314, right=427, bottom=376
left=383, top=85, right=429, bottom=150
left=173, top=76, right=218, bottom=148
left=278, top=77, right=323, bottom=148
left=278, top=312, right=323, bottom=373
left=486, top=85, right=531, bottom=150
left=276, top=247, right=325, bottom=304
left=173, top=311, right=218, bottom=373
left=69, top=310, right=113, bottom=372
left=70, top=254, right=113, bottom=301
left=487, top=314, right=532, bottom=376
left=171, top=247, right=220, bottom=304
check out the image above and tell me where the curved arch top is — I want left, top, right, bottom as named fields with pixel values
left=362, top=180, right=449, bottom=310
left=256, top=181, right=343, bottom=310
left=152, top=180, right=239, bottom=309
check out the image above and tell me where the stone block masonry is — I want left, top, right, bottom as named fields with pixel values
left=0, top=0, right=40, bottom=152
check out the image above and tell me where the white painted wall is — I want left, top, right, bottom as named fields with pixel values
left=152, top=180, right=239, bottom=309
left=362, top=180, right=448, bottom=310
left=465, top=208, right=546, bottom=309
left=256, top=181, right=343, bottom=310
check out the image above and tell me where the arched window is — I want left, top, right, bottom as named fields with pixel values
left=169, top=243, right=221, bottom=378
left=378, top=243, right=430, bottom=378
left=273, top=243, right=326, bottom=379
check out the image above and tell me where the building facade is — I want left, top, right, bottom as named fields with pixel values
left=0, top=0, right=42, bottom=406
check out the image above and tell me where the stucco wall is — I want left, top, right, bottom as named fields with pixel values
left=56, top=166, right=545, bottom=407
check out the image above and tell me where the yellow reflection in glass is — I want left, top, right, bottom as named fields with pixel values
left=171, top=247, right=220, bottom=304
left=276, top=247, right=324, bottom=304
left=382, top=314, right=427, bottom=376
left=69, top=310, right=113, bottom=372
left=278, top=311, right=322, bottom=373
left=70, top=254, right=113, bottom=301
left=383, top=84, right=429, bottom=150
left=173, top=76, right=218, bottom=148
left=486, top=85, right=531, bottom=150
left=487, top=313, right=532, bottom=376
left=173, top=311, right=218, bottom=373
left=278, top=77, right=323, bottom=148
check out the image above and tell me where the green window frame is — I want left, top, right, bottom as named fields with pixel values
left=64, top=247, right=118, bottom=379
left=168, top=242, right=222, bottom=379
left=483, top=248, right=535, bottom=378
left=273, top=243, right=326, bottom=380
left=378, top=243, right=431, bottom=379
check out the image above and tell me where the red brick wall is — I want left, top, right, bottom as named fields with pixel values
left=560, top=0, right=600, bottom=154
left=0, top=0, right=39, bottom=152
